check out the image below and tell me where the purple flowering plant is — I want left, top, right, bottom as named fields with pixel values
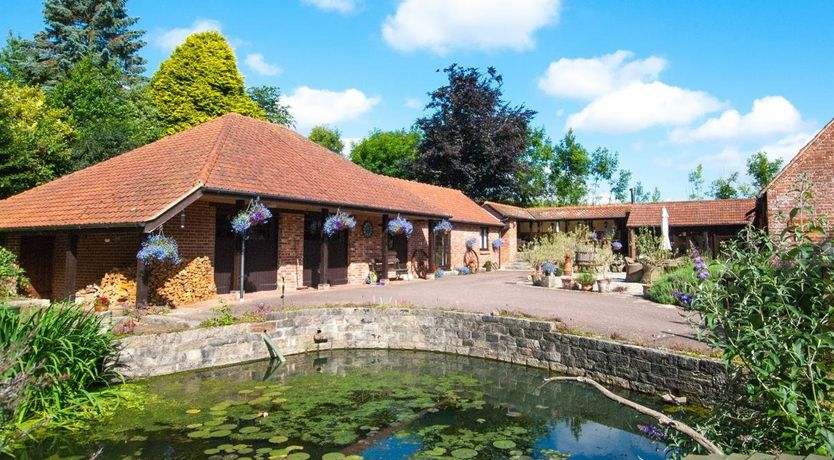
left=465, top=238, right=477, bottom=250
left=323, top=209, right=356, bottom=237
left=137, top=234, right=182, bottom=265
left=691, top=244, right=710, bottom=280
left=387, top=214, right=413, bottom=238
left=231, top=198, right=273, bottom=236
left=611, top=240, right=623, bottom=251
left=433, top=219, right=453, bottom=234
left=637, top=424, right=667, bottom=441
left=492, top=238, right=504, bottom=249
left=672, top=290, right=692, bottom=307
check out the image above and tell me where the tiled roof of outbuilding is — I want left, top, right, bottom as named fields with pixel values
left=625, top=199, right=756, bottom=227
left=385, top=178, right=502, bottom=227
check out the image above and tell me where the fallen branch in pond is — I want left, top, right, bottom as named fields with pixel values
left=542, top=376, right=723, bottom=455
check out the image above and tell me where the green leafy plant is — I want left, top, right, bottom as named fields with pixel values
left=200, top=301, right=238, bottom=327
left=575, top=271, right=596, bottom=286
left=0, top=246, right=26, bottom=298
left=635, top=227, right=669, bottom=267
left=685, top=179, right=834, bottom=455
left=645, top=262, right=716, bottom=306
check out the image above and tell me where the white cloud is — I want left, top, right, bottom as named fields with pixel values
left=244, top=53, right=282, bottom=76
left=565, top=81, right=724, bottom=133
left=760, top=131, right=815, bottom=163
left=538, top=50, right=666, bottom=100
left=341, top=137, right=363, bottom=156
left=153, top=19, right=221, bottom=52
left=404, top=97, right=422, bottom=109
left=382, top=0, right=559, bottom=54
left=670, top=96, right=804, bottom=143
left=303, top=0, right=360, bottom=14
left=284, top=87, right=381, bottom=131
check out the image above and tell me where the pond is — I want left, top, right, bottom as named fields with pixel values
left=19, top=350, right=678, bottom=460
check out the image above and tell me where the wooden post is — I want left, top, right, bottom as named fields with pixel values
left=135, top=255, right=148, bottom=308
left=319, top=208, right=329, bottom=287
left=628, top=228, right=637, bottom=259
left=63, top=233, right=78, bottom=301
left=427, top=220, right=435, bottom=272
left=239, top=238, right=246, bottom=301
left=381, top=214, right=389, bottom=280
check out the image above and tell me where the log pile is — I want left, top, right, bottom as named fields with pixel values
left=100, top=267, right=137, bottom=304
left=148, top=257, right=216, bottom=307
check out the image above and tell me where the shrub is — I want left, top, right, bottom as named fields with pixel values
left=200, top=301, right=237, bottom=327
left=684, top=180, right=834, bottom=455
left=645, top=264, right=712, bottom=306
left=520, top=224, right=588, bottom=269
left=575, top=271, right=596, bottom=285
left=635, top=227, right=669, bottom=267
left=0, top=247, right=25, bottom=298
left=0, top=303, right=118, bottom=423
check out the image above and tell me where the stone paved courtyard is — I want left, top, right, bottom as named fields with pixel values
left=163, top=270, right=708, bottom=353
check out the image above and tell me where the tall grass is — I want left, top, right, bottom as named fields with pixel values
left=0, top=302, right=119, bottom=423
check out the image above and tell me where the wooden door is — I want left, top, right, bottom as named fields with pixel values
left=390, top=234, right=408, bottom=264
left=303, top=213, right=322, bottom=286
left=19, top=236, right=54, bottom=299
left=243, top=214, right=278, bottom=292
left=214, top=206, right=236, bottom=294
left=326, top=229, right=349, bottom=285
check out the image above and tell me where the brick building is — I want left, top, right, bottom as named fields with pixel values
left=0, top=113, right=502, bottom=305
left=756, top=118, right=834, bottom=233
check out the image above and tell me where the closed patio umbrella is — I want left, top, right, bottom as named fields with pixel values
left=661, top=207, right=672, bottom=251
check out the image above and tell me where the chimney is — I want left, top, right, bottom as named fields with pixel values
left=629, top=188, right=635, bottom=204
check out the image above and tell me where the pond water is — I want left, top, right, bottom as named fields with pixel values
left=20, top=350, right=678, bottom=460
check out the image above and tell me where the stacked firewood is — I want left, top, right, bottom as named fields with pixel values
left=148, top=257, right=216, bottom=307
left=100, top=268, right=137, bottom=304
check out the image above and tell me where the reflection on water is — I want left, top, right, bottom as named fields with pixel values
left=19, top=350, right=674, bottom=460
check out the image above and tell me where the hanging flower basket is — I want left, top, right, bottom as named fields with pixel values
left=137, top=233, right=182, bottom=265
left=231, top=198, right=273, bottom=236
left=492, top=238, right=504, bottom=249
left=611, top=241, right=623, bottom=251
left=387, top=214, right=413, bottom=238
left=433, top=219, right=453, bottom=234
left=324, top=210, right=356, bottom=237
left=465, top=238, right=477, bottom=250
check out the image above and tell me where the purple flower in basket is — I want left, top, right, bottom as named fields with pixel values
left=492, top=238, right=504, bottom=249
left=248, top=201, right=272, bottom=225
left=232, top=198, right=271, bottom=235
left=433, top=219, right=453, bottom=234
left=137, top=234, right=182, bottom=265
left=324, top=210, right=356, bottom=237
left=611, top=241, right=623, bottom=251
left=465, top=238, right=477, bottom=250
left=231, top=213, right=251, bottom=234
left=387, top=214, right=413, bottom=238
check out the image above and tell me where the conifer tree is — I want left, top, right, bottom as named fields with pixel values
left=149, top=32, right=265, bottom=135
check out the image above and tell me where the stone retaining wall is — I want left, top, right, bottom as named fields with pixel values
left=117, top=307, right=726, bottom=402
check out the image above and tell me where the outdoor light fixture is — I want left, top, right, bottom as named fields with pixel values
left=180, top=211, right=186, bottom=228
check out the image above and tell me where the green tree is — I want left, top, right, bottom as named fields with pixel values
left=746, top=151, right=783, bottom=191
left=350, top=128, right=419, bottom=178
left=413, top=65, right=535, bottom=203
left=0, top=35, right=34, bottom=85
left=550, top=129, right=592, bottom=205
left=514, top=127, right=556, bottom=205
left=0, top=81, right=74, bottom=198
left=688, top=164, right=706, bottom=200
left=8, top=0, right=146, bottom=86
left=246, top=85, right=294, bottom=127
left=589, top=146, right=619, bottom=204
left=149, top=31, right=264, bottom=135
left=308, top=125, right=344, bottom=153
left=710, top=172, right=742, bottom=199
left=611, top=169, right=632, bottom=203
left=48, top=56, right=161, bottom=170
left=632, top=181, right=661, bottom=203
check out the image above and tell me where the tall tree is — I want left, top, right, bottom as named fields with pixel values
left=246, top=86, right=294, bottom=127
left=611, top=169, right=632, bottom=203
left=550, top=129, right=592, bottom=205
left=48, top=56, right=161, bottom=170
left=589, top=146, right=618, bottom=204
left=149, top=31, right=264, bottom=135
left=308, top=125, right=344, bottom=154
left=9, top=0, right=146, bottom=86
left=514, top=127, right=556, bottom=206
left=413, top=65, right=535, bottom=203
left=746, top=151, right=783, bottom=191
left=0, top=81, right=74, bottom=198
left=632, top=181, right=661, bottom=203
left=688, top=164, right=706, bottom=200
left=710, top=172, right=742, bottom=199
left=350, top=128, right=419, bottom=178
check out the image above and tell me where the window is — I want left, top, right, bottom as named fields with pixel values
left=480, top=227, right=489, bottom=250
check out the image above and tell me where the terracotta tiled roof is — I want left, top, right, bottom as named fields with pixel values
left=482, top=201, right=534, bottom=220
left=626, top=199, right=756, bottom=227
left=527, top=204, right=631, bottom=220
left=385, top=178, right=502, bottom=227
left=0, top=113, right=448, bottom=230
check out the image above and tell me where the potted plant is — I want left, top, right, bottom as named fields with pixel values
left=574, top=244, right=595, bottom=267
left=610, top=253, right=625, bottom=272
left=323, top=209, right=356, bottom=237
left=635, top=227, right=669, bottom=285
left=387, top=214, right=414, bottom=238
left=593, top=246, right=614, bottom=293
left=561, top=276, right=574, bottom=289
left=541, top=262, right=558, bottom=288
left=94, top=295, right=110, bottom=312
left=575, top=271, right=596, bottom=291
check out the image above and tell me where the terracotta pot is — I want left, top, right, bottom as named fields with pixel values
left=94, top=304, right=109, bottom=312
left=597, top=278, right=611, bottom=293
left=563, top=256, right=573, bottom=276
left=580, top=282, right=595, bottom=291
left=561, top=277, right=573, bottom=289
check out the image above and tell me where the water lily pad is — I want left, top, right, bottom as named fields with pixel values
left=216, top=424, right=237, bottom=431
left=209, top=429, right=232, bottom=438
left=493, top=440, right=516, bottom=449
left=272, top=397, right=288, bottom=404
left=344, top=456, right=363, bottom=460
left=238, top=447, right=254, bottom=454
left=185, top=408, right=201, bottom=414
left=217, top=444, right=234, bottom=450
left=268, top=436, right=289, bottom=444
left=204, top=448, right=220, bottom=455
left=186, top=423, right=203, bottom=429
left=322, top=453, right=345, bottom=460
left=239, top=426, right=261, bottom=434
left=506, top=411, right=522, bottom=417
left=233, top=444, right=249, bottom=449
left=285, top=445, right=303, bottom=452
left=287, top=453, right=310, bottom=460
left=422, top=447, right=447, bottom=456
left=509, top=450, right=522, bottom=457
left=451, top=448, right=478, bottom=459
left=187, top=430, right=210, bottom=439
left=129, top=435, right=147, bottom=442
left=238, top=389, right=254, bottom=395
left=239, top=413, right=260, bottom=420
left=204, top=419, right=226, bottom=427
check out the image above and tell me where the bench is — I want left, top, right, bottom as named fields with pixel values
left=371, top=255, right=410, bottom=280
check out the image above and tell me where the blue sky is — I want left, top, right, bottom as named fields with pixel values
left=4, top=0, right=833, bottom=200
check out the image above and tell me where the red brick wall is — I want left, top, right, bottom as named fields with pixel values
left=766, top=123, right=834, bottom=234
left=278, top=212, right=305, bottom=290
left=159, top=200, right=216, bottom=263
left=52, top=231, right=142, bottom=296
left=346, top=213, right=384, bottom=284
left=500, top=219, right=518, bottom=266
left=449, top=224, right=500, bottom=270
